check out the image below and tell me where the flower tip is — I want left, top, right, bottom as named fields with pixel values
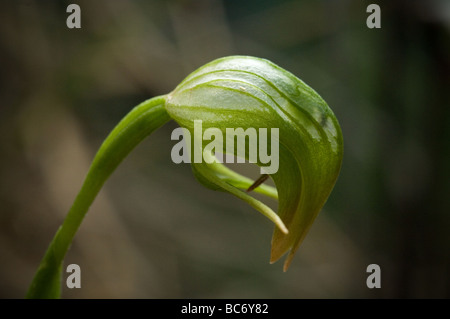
left=283, top=257, right=294, bottom=272
left=275, top=218, right=289, bottom=235
left=269, top=251, right=294, bottom=272
left=269, top=249, right=283, bottom=265
left=268, top=254, right=292, bottom=273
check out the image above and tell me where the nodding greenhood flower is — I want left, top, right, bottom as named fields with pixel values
left=27, top=56, right=343, bottom=298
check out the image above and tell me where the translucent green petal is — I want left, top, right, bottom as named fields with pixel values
left=192, top=159, right=287, bottom=234
left=198, top=152, right=278, bottom=199
left=166, top=56, right=343, bottom=270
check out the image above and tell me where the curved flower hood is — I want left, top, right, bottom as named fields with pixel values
left=166, top=56, right=343, bottom=270
left=27, top=55, right=343, bottom=299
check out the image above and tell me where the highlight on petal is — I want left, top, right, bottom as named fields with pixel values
left=166, top=56, right=343, bottom=270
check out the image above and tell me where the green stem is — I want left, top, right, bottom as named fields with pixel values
left=26, top=95, right=170, bottom=298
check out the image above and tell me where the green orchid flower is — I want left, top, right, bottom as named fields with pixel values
left=26, top=56, right=343, bottom=298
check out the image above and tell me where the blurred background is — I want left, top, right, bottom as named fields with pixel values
left=0, top=0, right=449, bottom=298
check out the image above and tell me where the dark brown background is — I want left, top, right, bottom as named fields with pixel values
left=0, top=0, right=449, bottom=298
